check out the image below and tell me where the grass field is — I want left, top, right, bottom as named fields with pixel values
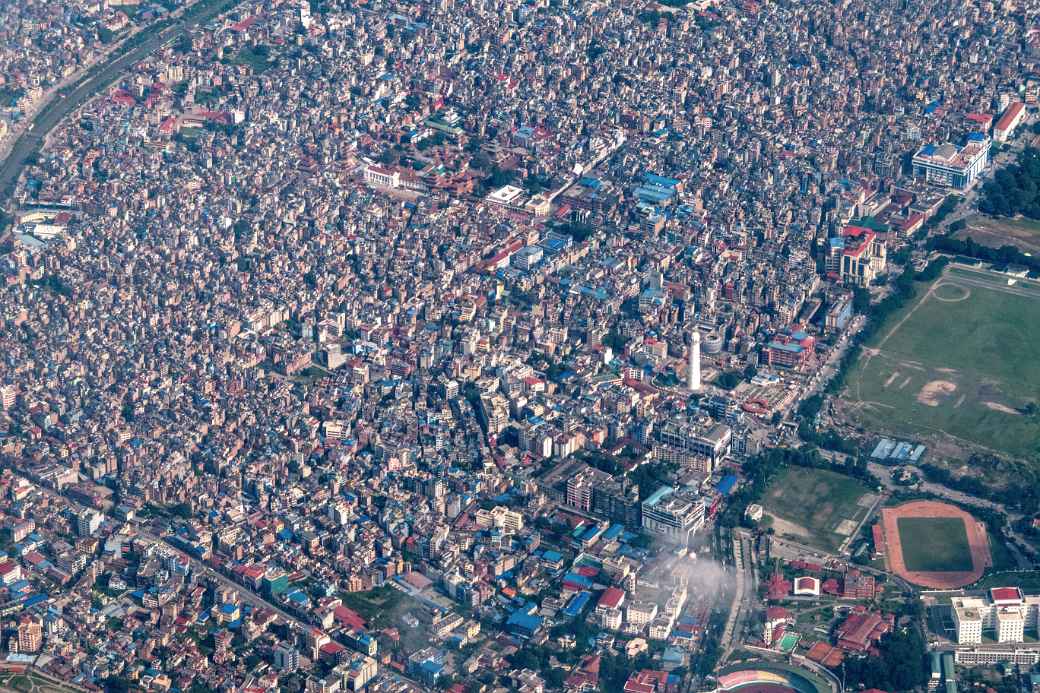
left=958, top=214, right=1040, bottom=254
left=896, top=517, right=973, bottom=572
left=842, top=267, right=1040, bottom=460
left=761, top=466, right=875, bottom=552
left=0, top=671, right=82, bottom=693
left=339, top=585, right=410, bottom=629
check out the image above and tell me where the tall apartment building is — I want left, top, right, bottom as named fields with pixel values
left=273, top=643, right=300, bottom=672
left=566, top=467, right=642, bottom=527
left=16, top=615, right=42, bottom=653
left=952, top=588, right=1040, bottom=645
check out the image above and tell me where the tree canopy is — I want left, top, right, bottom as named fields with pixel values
left=978, top=147, right=1040, bottom=218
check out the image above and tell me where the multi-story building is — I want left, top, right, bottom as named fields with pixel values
left=625, top=601, right=659, bottom=629
left=655, top=420, right=732, bottom=474
left=473, top=506, right=524, bottom=533
left=567, top=467, right=642, bottom=527
left=954, top=647, right=1040, bottom=666
left=763, top=329, right=816, bottom=370
left=641, top=486, right=705, bottom=542
left=16, top=615, right=42, bottom=653
left=274, top=644, right=300, bottom=672
left=77, top=509, right=102, bottom=537
left=952, top=588, right=1040, bottom=645
left=825, top=226, right=887, bottom=287
left=912, top=135, right=991, bottom=189
left=363, top=164, right=401, bottom=189
left=0, top=384, right=16, bottom=410
left=994, top=102, right=1025, bottom=143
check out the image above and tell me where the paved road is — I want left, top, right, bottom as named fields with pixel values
left=719, top=530, right=756, bottom=666
left=143, top=530, right=313, bottom=629
left=768, top=534, right=915, bottom=593
left=0, top=0, right=241, bottom=219
left=0, top=464, right=437, bottom=689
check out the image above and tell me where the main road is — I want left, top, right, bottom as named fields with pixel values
left=0, top=0, right=243, bottom=225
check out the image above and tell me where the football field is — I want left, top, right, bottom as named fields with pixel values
left=896, top=517, right=973, bottom=572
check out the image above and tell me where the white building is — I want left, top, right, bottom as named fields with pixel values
left=912, top=135, right=991, bottom=189
left=994, top=102, right=1026, bottom=143
left=626, top=601, right=659, bottom=629
left=688, top=331, right=701, bottom=391
left=363, top=164, right=400, bottom=189
left=474, top=506, right=524, bottom=533
left=641, top=486, right=705, bottom=541
left=951, top=588, right=1040, bottom=645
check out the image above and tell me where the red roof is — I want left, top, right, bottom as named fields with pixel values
left=319, top=641, right=346, bottom=656
left=598, top=587, right=625, bottom=610
left=990, top=587, right=1023, bottom=603
left=996, top=102, right=1025, bottom=132
left=334, top=606, right=366, bottom=629
left=112, top=90, right=135, bottom=107
left=230, top=14, right=262, bottom=31
left=965, top=112, right=992, bottom=126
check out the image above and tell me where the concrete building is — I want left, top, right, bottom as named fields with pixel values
left=655, top=420, right=732, bottom=473
left=641, top=486, right=705, bottom=542
left=16, top=615, right=42, bottom=654
left=912, top=135, right=991, bottom=189
left=994, top=102, right=1025, bottom=143
left=951, top=588, right=1040, bottom=645
left=826, top=226, right=887, bottom=287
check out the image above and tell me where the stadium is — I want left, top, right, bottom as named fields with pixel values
left=715, top=662, right=832, bottom=693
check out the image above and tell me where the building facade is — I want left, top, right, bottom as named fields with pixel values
left=912, top=135, right=991, bottom=189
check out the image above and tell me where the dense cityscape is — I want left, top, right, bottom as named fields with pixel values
left=0, top=0, right=1039, bottom=691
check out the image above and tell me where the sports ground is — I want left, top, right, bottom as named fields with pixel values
left=761, top=467, right=875, bottom=552
left=880, top=500, right=990, bottom=589
left=842, top=265, right=1040, bottom=460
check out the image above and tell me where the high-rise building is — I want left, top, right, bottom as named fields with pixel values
left=0, top=384, right=16, bottom=411
left=77, top=509, right=102, bottom=537
left=951, top=588, right=1040, bottom=645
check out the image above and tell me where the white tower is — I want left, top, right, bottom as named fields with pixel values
left=688, top=331, right=701, bottom=391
